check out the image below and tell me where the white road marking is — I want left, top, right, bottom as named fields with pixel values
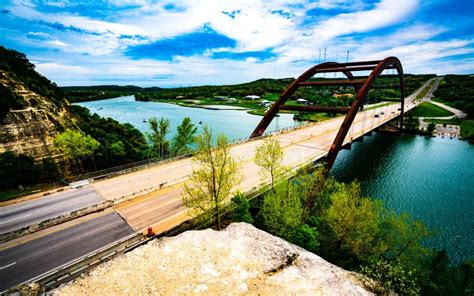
left=0, top=262, right=16, bottom=270
left=0, top=214, right=32, bottom=225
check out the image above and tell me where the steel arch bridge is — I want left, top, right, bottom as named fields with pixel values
left=249, top=56, right=405, bottom=171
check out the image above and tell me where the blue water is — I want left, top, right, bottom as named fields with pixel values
left=331, top=133, right=474, bottom=264
left=76, top=96, right=297, bottom=141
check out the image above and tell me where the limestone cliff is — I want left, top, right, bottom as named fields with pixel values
left=0, top=47, right=71, bottom=159
left=54, top=223, right=374, bottom=295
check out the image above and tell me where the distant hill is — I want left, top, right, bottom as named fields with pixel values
left=434, top=75, right=474, bottom=117
left=61, top=85, right=162, bottom=102
left=63, top=74, right=435, bottom=105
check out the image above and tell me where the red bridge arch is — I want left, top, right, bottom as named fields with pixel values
left=250, top=57, right=405, bottom=171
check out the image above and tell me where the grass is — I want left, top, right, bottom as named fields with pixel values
left=247, top=109, right=267, bottom=116
left=151, top=93, right=342, bottom=123
left=425, top=118, right=474, bottom=140
left=294, top=112, right=338, bottom=122
left=415, top=79, right=436, bottom=100
left=411, top=102, right=454, bottom=118
left=365, top=102, right=397, bottom=111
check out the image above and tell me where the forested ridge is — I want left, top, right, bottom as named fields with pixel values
left=434, top=75, right=474, bottom=117
left=64, top=75, right=435, bottom=105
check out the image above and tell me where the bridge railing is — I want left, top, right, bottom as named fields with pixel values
left=69, top=121, right=313, bottom=183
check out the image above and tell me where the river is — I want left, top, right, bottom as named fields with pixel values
left=77, top=96, right=473, bottom=264
left=331, top=132, right=474, bottom=264
left=76, top=96, right=297, bottom=141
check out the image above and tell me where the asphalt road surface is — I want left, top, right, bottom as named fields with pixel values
left=0, top=186, right=104, bottom=234
left=0, top=212, right=133, bottom=291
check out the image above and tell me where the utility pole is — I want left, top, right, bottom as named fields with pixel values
left=346, top=50, right=349, bottom=63
left=323, top=48, right=327, bottom=78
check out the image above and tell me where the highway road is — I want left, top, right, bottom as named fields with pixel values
left=0, top=186, right=104, bottom=234
left=0, top=79, right=437, bottom=292
left=0, top=212, right=133, bottom=291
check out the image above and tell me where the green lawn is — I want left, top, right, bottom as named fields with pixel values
left=365, top=102, right=397, bottom=110
left=411, top=102, right=454, bottom=117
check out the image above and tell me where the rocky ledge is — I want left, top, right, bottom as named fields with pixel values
left=54, top=223, right=373, bottom=295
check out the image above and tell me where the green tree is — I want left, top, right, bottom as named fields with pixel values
left=260, top=182, right=303, bottom=239
left=319, top=180, right=430, bottom=267
left=231, top=191, right=253, bottom=224
left=291, top=224, right=320, bottom=253
left=147, top=117, right=170, bottom=159
left=0, top=152, right=38, bottom=190
left=360, top=259, right=421, bottom=296
left=171, top=117, right=197, bottom=155
left=405, top=112, right=420, bottom=132
left=421, top=250, right=474, bottom=295
left=182, top=126, right=241, bottom=230
left=110, top=141, right=126, bottom=157
left=53, top=129, right=100, bottom=172
left=427, top=122, right=436, bottom=134
left=254, top=136, right=288, bottom=189
left=382, top=212, right=430, bottom=264
left=322, top=181, right=386, bottom=262
left=71, top=105, right=148, bottom=169
left=295, top=166, right=329, bottom=216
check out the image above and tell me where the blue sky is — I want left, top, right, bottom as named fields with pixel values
left=0, top=0, right=473, bottom=86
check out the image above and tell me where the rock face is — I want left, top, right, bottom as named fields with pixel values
left=54, top=223, right=373, bottom=295
left=0, top=70, right=68, bottom=159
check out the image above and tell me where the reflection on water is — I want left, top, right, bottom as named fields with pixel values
left=331, top=133, right=474, bottom=263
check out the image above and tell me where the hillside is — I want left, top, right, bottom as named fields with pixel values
left=61, top=85, right=161, bottom=102
left=0, top=47, right=147, bottom=194
left=434, top=75, right=474, bottom=117
left=0, top=46, right=71, bottom=159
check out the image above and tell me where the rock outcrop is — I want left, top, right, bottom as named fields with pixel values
left=0, top=69, right=68, bottom=159
left=54, top=223, right=373, bottom=295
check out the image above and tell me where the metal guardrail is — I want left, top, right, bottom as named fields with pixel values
left=4, top=233, right=148, bottom=294
left=69, top=122, right=313, bottom=183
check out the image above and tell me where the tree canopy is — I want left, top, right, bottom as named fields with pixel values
left=171, top=117, right=197, bottom=155
left=182, top=126, right=241, bottom=229
left=53, top=129, right=100, bottom=172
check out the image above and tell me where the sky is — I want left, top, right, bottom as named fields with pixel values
left=0, top=0, right=473, bottom=87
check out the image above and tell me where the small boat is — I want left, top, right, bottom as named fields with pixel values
left=143, top=119, right=147, bottom=123
left=199, top=120, right=203, bottom=124
left=98, top=107, right=103, bottom=110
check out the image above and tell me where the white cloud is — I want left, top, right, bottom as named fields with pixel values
left=5, top=0, right=474, bottom=86
left=45, top=40, right=67, bottom=47
left=35, top=61, right=90, bottom=73
left=311, top=0, right=419, bottom=40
